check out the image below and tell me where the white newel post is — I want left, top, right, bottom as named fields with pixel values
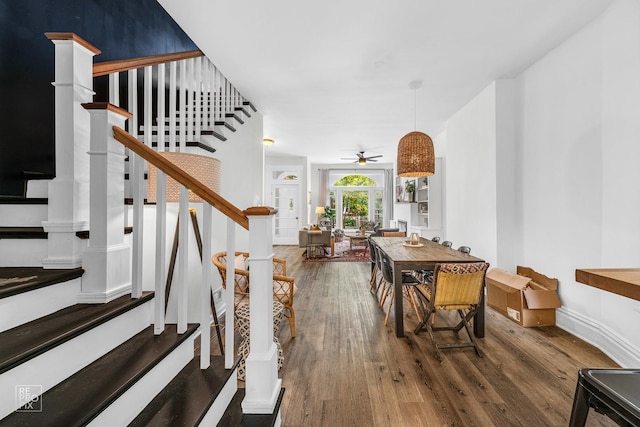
left=80, top=103, right=132, bottom=302
left=43, top=33, right=101, bottom=269
left=242, top=207, right=282, bottom=415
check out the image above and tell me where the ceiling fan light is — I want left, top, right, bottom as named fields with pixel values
left=397, top=131, right=435, bottom=177
left=263, top=138, right=275, bottom=146
left=358, top=158, right=366, bottom=165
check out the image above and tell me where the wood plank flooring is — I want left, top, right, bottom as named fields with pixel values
left=268, top=245, right=618, bottom=427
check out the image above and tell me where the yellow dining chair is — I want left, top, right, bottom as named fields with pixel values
left=414, top=262, right=489, bottom=360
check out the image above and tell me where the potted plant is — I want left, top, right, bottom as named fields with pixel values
left=324, top=206, right=336, bottom=228
left=404, top=180, right=416, bottom=202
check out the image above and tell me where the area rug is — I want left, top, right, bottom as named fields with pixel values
left=303, top=239, right=370, bottom=262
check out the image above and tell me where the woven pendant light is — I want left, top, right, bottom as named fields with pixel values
left=397, top=81, right=435, bottom=177
left=397, top=131, right=434, bottom=177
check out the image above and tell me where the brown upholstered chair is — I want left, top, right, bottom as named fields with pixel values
left=212, top=251, right=298, bottom=337
left=414, top=262, right=489, bottom=360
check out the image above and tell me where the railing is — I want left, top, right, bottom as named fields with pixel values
left=94, top=48, right=247, bottom=152
left=113, top=124, right=250, bottom=369
left=47, top=32, right=283, bottom=415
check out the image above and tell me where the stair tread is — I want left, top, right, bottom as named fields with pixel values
left=218, top=387, right=285, bottom=427
left=2, top=323, right=197, bottom=426
left=0, top=197, right=47, bottom=205
left=0, top=227, right=47, bottom=239
left=0, top=267, right=83, bottom=299
left=0, top=292, right=154, bottom=374
left=129, top=355, right=234, bottom=426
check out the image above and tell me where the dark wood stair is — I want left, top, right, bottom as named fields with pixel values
left=129, top=355, right=237, bottom=426
left=0, top=227, right=47, bottom=239
left=0, top=292, right=153, bottom=374
left=0, top=267, right=83, bottom=299
left=1, top=323, right=197, bottom=426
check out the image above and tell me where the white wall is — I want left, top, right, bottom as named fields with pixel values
left=514, top=0, right=640, bottom=367
left=444, top=83, right=498, bottom=267
left=443, top=0, right=640, bottom=367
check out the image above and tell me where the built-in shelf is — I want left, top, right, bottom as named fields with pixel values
left=575, top=268, right=640, bottom=302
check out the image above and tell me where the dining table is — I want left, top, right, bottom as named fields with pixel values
left=370, top=236, right=487, bottom=338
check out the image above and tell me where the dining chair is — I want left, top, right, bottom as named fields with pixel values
left=441, top=240, right=453, bottom=248
left=368, top=238, right=381, bottom=295
left=431, top=236, right=441, bottom=243
left=382, top=231, right=407, bottom=237
left=458, top=246, right=471, bottom=255
left=212, top=251, right=298, bottom=337
left=379, top=251, right=422, bottom=326
left=413, top=262, right=489, bottom=360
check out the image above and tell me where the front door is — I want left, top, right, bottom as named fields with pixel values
left=272, top=183, right=299, bottom=245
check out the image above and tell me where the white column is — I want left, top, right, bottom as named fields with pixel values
left=42, top=33, right=101, bottom=269
left=80, top=103, right=132, bottom=302
left=242, top=207, right=282, bottom=415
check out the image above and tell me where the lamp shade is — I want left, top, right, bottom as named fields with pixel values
left=147, top=152, right=221, bottom=202
left=396, top=131, right=435, bottom=177
left=315, top=206, right=325, bottom=215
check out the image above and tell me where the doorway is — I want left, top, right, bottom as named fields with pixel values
left=268, top=167, right=302, bottom=245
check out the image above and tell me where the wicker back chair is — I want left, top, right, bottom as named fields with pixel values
left=212, top=251, right=297, bottom=337
left=414, top=262, right=489, bottom=360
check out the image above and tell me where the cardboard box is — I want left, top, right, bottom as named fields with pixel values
left=485, top=265, right=561, bottom=327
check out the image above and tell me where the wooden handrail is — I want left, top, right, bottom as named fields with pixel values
left=93, top=50, right=204, bottom=77
left=45, top=32, right=101, bottom=55
left=112, top=126, right=249, bottom=230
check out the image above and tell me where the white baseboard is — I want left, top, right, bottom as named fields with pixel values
left=556, top=306, right=640, bottom=368
left=77, top=282, right=132, bottom=304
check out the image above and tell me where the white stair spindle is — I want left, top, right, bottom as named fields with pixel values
left=109, top=72, right=120, bottom=106
left=201, top=203, right=213, bottom=369
left=144, top=66, right=152, bottom=147
left=128, top=68, right=143, bottom=299
left=177, top=186, right=189, bottom=334
left=179, top=60, right=187, bottom=152
left=225, top=218, right=236, bottom=369
left=186, top=58, right=194, bottom=144
left=157, top=64, right=166, bottom=153
left=154, top=171, right=167, bottom=334
left=194, top=56, right=202, bottom=142
left=169, top=61, right=177, bottom=152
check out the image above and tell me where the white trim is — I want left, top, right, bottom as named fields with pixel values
left=556, top=306, right=640, bottom=368
left=77, top=282, right=132, bottom=304
left=198, top=368, right=238, bottom=425
left=41, top=221, right=89, bottom=233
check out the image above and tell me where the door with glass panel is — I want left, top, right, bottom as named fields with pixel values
left=272, top=183, right=299, bottom=245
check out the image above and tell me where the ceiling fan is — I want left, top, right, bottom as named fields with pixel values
left=340, top=151, right=383, bottom=165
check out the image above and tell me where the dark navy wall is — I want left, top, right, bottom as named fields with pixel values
left=0, top=0, right=197, bottom=196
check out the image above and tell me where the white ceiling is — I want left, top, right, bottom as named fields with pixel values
left=159, top=0, right=612, bottom=165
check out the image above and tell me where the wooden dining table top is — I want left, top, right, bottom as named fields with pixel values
left=370, top=236, right=484, bottom=268
left=370, top=236, right=486, bottom=338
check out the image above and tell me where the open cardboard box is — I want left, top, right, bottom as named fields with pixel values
left=485, top=265, right=561, bottom=327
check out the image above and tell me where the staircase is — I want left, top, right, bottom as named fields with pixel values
left=0, top=33, right=284, bottom=426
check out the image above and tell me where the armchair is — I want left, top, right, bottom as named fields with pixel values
left=212, top=251, right=298, bottom=337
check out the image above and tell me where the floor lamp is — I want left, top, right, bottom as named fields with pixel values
left=148, top=152, right=224, bottom=355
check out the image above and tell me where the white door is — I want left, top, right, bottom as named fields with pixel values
left=272, top=183, right=299, bottom=245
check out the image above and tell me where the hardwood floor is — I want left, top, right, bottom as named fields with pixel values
left=270, top=245, right=618, bottom=427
